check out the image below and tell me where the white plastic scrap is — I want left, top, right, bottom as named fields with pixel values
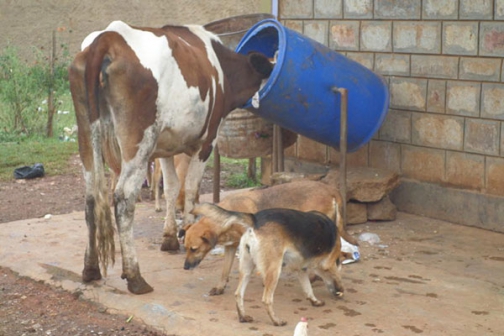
left=341, top=237, right=360, bottom=264
left=251, top=90, right=260, bottom=108
left=358, top=232, right=381, bottom=245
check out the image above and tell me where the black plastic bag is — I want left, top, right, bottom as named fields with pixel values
left=14, top=163, right=45, bottom=179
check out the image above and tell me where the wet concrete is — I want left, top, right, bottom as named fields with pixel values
left=1, top=192, right=503, bottom=335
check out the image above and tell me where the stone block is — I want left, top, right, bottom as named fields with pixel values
left=343, top=0, right=373, bottom=18
left=379, top=109, right=411, bottom=143
left=347, top=201, right=368, bottom=224
left=459, top=0, right=493, bottom=20
left=369, top=140, right=401, bottom=172
left=502, top=123, right=504, bottom=157
left=464, top=119, right=500, bottom=156
left=497, top=0, right=504, bottom=20
left=390, top=179, right=504, bottom=233
left=482, top=83, right=504, bottom=120
left=390, top=78, right=427, bottom=111
left=443, top=22, right=478, bottom=56
left=411, top=55, right=458, bottom=79
left=446, top=81, right=480, bottom=117
left=486, top=157, right=504, bottom=196
left=315, top=0, right=342, bottom=18
left=330, top=20, right=360, bottom=51
left=446, top=151, right=484, bottom=190
left=460, top=57, right=502, bottom=82
left=480, top=23, right=504, bottom=57
left=412, top=113, right=464, bottom=150
left=361, top=21, right=392, bottom=52
left=297, top=135, right=327, bottom=163
left=367, top=196, right=397, bottom=221
left=283, top=20, right=303, bottom=33
left=328, top=144, right=369, bottom=167
left=423, top=0, right=458, bottom=19
left=345, top=52, right=374, bottom=70
left=280, top=0, right=313, bottom=19
left=321, top=166, right=400, bottom=202
left=401, top=145, right=445, bottom=183
left=427, top=80, right=446, bottom=113
left=375, top=53, right=409, bottom=76
left=304, top=20, right=328, bottom=45
left=374, top=0, right=421, bottom=19
left=393, top=21, right=441, bottom=54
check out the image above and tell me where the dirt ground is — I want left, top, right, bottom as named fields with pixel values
left=0, top=154, right=243, bottom=336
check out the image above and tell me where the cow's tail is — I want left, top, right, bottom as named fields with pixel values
left=85, top=34, right=116, bottom=276
left=191, top=203, right=255, bottom=230
left=333, top=197, right=359, bottom=246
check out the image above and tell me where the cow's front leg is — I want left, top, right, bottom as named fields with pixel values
left=114, top=164, right=153, bottom=294
left=182, top=155, right=207, bottom=225
left=159, top=157, right=180, bottom=251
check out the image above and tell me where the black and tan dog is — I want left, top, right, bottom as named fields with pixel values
left=182, top=180, right=357, bottom=295
left=191, top=202, right=345, bottom=326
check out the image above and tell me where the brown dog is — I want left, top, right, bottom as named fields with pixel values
left=182, top=180, right=357, bottom=295
left=192, top=203, right=345, bottom=326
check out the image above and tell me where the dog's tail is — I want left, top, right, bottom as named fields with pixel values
left=191, top=203, right=255, bottom=230
left=333, top=197, right=359, bottom=246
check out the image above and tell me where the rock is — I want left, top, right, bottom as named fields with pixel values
left=321, top=167, right=400, bottom=202
left=367, top=196, right=397, bottom=221
left=270, top=172, right=324, bottom=186
left=346, top=201, right=367, bottom=225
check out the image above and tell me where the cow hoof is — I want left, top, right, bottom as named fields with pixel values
left=160, top=236, right=180, bottom=252
left=273, top=319, right=287, bottom=327
left=239, top=315, right=254, bottom=323
left=82, top=266, right=102, bottom=283
left=127, top=276, right=154, bottom=294
left=209, top=287, right=225, bottom=296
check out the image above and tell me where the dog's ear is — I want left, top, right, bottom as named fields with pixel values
left=178, top=223, right=193, bottom=239
left=201, top=230, right=218, bottom=248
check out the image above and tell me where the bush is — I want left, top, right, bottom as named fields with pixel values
left=0, top=44, right=71, bottom=139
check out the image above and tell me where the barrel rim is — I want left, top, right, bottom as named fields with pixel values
left=235, top=18, right=285, bottom=109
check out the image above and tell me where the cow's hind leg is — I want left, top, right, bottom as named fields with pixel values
left=82, top=193, right=102, bottom=282
left=114, top=162, right=154, bottom=294
left=159, top=157, right=180, bottom=251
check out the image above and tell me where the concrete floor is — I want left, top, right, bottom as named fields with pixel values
left=1, top=193, right=503, bottom=336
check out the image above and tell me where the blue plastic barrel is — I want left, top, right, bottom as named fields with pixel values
left=235, top=19, right=389, bottom=152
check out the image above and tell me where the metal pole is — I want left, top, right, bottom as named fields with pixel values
left=332, top=87, right=348, bottom=228
left=213, top=145, right=220, bottom=203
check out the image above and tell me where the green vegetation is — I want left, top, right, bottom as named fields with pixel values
left=0, top=139, right=78, bottom=181
left=0, top=44, right=79, bottom=181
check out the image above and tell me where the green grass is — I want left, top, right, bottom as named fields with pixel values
left=0, top=138, right=78, bottom=181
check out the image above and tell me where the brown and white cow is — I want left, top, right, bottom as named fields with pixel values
left=68, top=20, right=272, bottom=294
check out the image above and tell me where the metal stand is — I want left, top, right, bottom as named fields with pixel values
left=213, top=145, right=220, bottom=203
left=332, top=87, right=348, bottom=227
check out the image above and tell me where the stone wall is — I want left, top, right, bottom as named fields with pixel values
left=278, top=0, right=504, bottom=232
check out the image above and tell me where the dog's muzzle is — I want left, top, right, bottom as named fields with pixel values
left=183, top=259, right=200, bottom=270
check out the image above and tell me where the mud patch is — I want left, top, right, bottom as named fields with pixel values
left=472, top=311, right=489, bottom=315
left=403, top=325, right=423, bottom=333
left=337, top=305, right=361, bottom=317
left=318, top=322, right=337, bottom=329
left=40, top=263, right=82, bottom=283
